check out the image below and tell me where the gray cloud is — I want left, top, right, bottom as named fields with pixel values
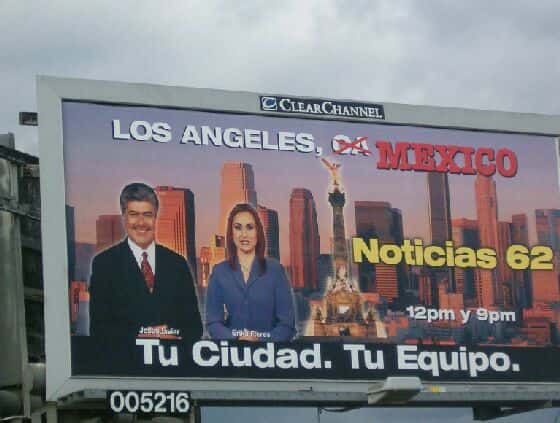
left=2, top=2, right=560, bottom=421
left=4, top=0, right=560, bottom=152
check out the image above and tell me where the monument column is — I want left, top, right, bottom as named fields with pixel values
left=321, top=158, right=348, bottom=283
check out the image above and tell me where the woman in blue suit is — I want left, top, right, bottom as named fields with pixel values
left=206, top=203, right=295, bottom=341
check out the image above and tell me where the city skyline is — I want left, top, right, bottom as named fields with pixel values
left=65, top=112, right=560, bottom=345
left=76, top=160, right=560, bottom=304
left=71, top=164, right=560, bottom=270
left=63, top=102, right=560, bottom=334
left=63, top=103, right=560, bottom=263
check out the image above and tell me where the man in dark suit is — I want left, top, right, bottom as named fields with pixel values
left=89, top=182, right=202, bottom=341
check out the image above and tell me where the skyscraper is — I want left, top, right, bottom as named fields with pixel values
left=451, top=218, right=479, bottom=300
left=209, top=234, right=226, bottom=275
left=95, top=214, right=124, bottom=252
left=155, top=186, right=197, bottom=281
left=66, top=205, right=76, bottom=280
left=257, top=205, right=280, bottom=260
left=219, top=162, right=257, bottom=235
left=289, top=188, right=320, bottom=290
left=532, top=266, right=560, bottom=305
left=354, top=201, right=405, bottom=301
left=498, top=221, right=514, bottom=307
left=375, top=264, right=399, bottom=302
left=437, top=281, right=464, bottom=328
left=418, top=271, right=433, bottom=306
left=199, top=246, right=212, bottom=288
left=426, top=172, right=455, bottom=291
left=511, top=214, right=529, bottom=245
left=535, top=210, right=560, bottom=309
left=511, top=214, right=531, bottom=307
left=475, top=175, right=501, bottom=306
left=474, top=268, right=495, bottom=309
left=535, top=209, right=560, bottom=252
left=475, top=175, right=500, bottom=250
left=427, top=172, right=452, bottom=245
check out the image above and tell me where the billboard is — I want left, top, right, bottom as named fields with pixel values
left=39, top=77, right=560, bottom=402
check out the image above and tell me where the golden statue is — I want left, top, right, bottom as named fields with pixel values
left=321, top=157, right=342, bottom=190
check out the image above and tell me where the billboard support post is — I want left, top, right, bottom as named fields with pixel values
left=188, top=401, right=201, bottom=423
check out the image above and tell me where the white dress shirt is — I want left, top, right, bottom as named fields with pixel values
left=127, top=238, right=156, bottom=274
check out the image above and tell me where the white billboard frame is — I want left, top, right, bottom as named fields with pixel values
left=38, top=75, right=560, bottom=404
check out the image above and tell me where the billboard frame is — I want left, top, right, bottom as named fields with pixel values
left=38, top=75, right=560, bottom=405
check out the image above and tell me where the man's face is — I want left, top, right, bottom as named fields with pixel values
left=123, top=200, right=157, bottom=249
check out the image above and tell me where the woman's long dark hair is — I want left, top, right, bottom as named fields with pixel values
left=226, top=203, right=267, bottom=275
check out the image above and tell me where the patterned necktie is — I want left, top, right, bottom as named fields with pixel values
left=141, top=251, right=155, bottom=292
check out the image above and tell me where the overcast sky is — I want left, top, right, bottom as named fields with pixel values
left=3, top=1, right=560, bottom=421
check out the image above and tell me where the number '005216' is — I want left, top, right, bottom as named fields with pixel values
left=108, top=391, right=190, bottom=414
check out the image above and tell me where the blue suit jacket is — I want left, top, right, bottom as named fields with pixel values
left=206, top=258, right=296, bottom=341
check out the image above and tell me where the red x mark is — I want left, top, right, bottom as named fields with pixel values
left=333, top=136, right=371, bottom=155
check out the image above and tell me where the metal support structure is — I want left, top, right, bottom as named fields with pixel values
left=0, top=138, right=43, bottom=420
left=472, top=403, right=552, bottom=421
left=46, top=403, right=58, bottom=423
left=4, top=375, right=558, bottom=421
left=0, top=142, right=29, bottom=419
left=28, top=396, right=554, bottom=423
left=368, top=377, right=422, bottom=405
left=55, top=385, right=560, bottom=406
left=0, top=197, right=40, bottom=221
left=187, top=401, right=200, bottom=423
left=0, top=144, right=38, bottom=167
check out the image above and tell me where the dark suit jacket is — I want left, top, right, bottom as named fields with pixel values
left=89, top=240, right=202, bottom=341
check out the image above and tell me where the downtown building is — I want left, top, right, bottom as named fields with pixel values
left=218, top=161, right=257, bottom=235
left=198, top=235, right=226, bottom=288
left=451, top=218, right=479, bottom=303
left=536, top=209, right=560, bottom=252
left=511, top=213, right=531, bottom=308
left=354, top=201, right=405, bottom=303
left=155, top=186, right=197, bottom=281
left=427, top=173, right=452, bottom=246
left=533, top=209, right=560, bottom=307
left=426, top=172, right=455, bottom=295
left=474, top=175, right=518, bottom=308
left=95, top=214, right=124, bottom=252
left=200, top=161, right=259, bottom=284
left=257, top=205, right=280, bottom=260
left=289, top=188, right=320, bottom=291
left=474, top=175, right=501, bottom=308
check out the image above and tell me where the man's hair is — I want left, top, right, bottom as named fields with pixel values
left=119, top=183, right=159, bottom=213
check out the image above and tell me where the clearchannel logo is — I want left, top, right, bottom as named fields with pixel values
left=259, top=95, right=385, bottom=120
left=260, top=96, right=278, bottom=111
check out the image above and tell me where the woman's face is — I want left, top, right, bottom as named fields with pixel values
left=232, top=211, right=258, bottom=255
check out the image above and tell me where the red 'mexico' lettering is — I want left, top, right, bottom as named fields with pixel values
left=374, top=141, right=518, bottom=178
